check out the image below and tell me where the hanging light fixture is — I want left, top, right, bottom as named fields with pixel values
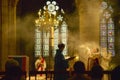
left=34, top=1, right=66, bottom=69
left=35, top=1, right=65, bottom=32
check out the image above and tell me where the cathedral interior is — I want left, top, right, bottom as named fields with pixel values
left=0, top=0, right=120, bottom=72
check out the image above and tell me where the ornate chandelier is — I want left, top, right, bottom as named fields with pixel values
left=35, top=1, right=65, bottom=32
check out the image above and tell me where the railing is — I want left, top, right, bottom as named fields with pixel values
left=0, top=71, right=112, bottom=80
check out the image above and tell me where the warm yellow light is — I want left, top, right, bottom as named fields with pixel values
left=35, top=1, right=65, bottom=33
left=38, top=11, right=41, bottom=16
left=75, top=56, right=79, bottom=60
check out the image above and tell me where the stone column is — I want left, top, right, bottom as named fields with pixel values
left=49, top=26, right=54, bottom=69
left=1, top=0, right=19, bottom=71
left=76, top=0, right=101, bottom=69
left=0, top=0, right=2, bottom=70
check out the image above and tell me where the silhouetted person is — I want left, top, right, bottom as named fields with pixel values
left=5, top=66, right=22, bottom=80
left=5, top=59, right=19, bottom=71
left=1, top=59, right=23, bottom=80
left=69, top=61, right=90, bottom=80
left=90, top=65, right=103, bottom=80
left=111, top=65, right=120, bottom=80
left=87, top=48, right=100, bottom=71
left=54, top=43, right=69, bottom=80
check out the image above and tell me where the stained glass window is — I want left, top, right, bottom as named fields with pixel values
left=53, top=21, right=68, bottom=56
left=100, top=1, right=115, bottom=56
left=35, top=29, right=41, bottom=57
left=61, top=21, right=68, bottom=55
left=35, top=23, right=68, bottom=57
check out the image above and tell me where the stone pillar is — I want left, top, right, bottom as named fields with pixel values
left=76, top=0, right=101, bottom=69
left=0, top=0, right=2, bottom=70
left=1, top=0, right=19, bottom=71
left=49, top=26, right=54, bottom=69
left=79, top=0, right=100, bottom=44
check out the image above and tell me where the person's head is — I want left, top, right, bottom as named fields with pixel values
left=5, top=59, right=19, bottom=71
left=73, top=61, right=85, bottom=74
left=58, top=43, right=65, bottom=50
left=5, top=66, right=23, bottom=80
left=111, top=65, right=120, bottom=80
left=90, top=65, right=103, bottom=79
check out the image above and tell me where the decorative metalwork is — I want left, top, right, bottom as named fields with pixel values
left=35, top=1, right=65, bottom=33
left=34, top=1, right=67, bottom=57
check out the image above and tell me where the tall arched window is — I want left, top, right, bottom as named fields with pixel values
left=34, top=1, right=68, bottom=57
left=35, top=22, right=68, bottom=57
left=100, top=1, right=115, bottom=56
left=54, top=21, right=68, bottom=55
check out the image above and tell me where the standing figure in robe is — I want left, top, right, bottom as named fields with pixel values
left=35, top=56, right=46, bottom=80
left=87, top=48, right=101, bottom=71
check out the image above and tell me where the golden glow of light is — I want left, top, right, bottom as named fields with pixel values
left=75, top=56, right=79, bottom=60
left=35, top=1, right=65, bottom=33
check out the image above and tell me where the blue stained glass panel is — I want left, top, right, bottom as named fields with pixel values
left=108, top=42, right=114, bottom=49
left=108, top=37, right=114, bottom=42
left=100, top=24, right=107, bottom=30
left=101, top=42, right=107, bottom=48
left=101, top=37, right=107, bottom=42
left=108, top=30, right=114, bottom=36
left=108, top=50, right=115, bottom=56
left=101, top=30, right=107, bottom=36
left=108, top=24, right=114, bottom=29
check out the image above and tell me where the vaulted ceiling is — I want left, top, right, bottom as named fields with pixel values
left=17, top=0, right=76, bottom=16
left=16, top=0, right=120, bottom=24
